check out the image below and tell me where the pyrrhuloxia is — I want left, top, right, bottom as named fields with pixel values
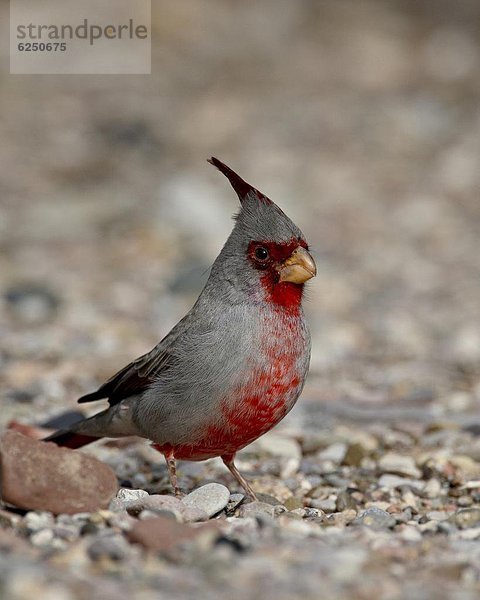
left=47, top=158, right=316, bottom=499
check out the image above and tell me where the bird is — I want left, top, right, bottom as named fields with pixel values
left=46, top=158, right=316, bottom=499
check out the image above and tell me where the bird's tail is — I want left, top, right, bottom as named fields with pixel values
left=44, top=429, right=100, bottom=449
left=43, top=406, right=136, bottom=448
left=43, top=409, right=110, bottom=448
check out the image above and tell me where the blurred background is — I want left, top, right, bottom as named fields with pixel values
left=1, top=0, right=479, bottom=429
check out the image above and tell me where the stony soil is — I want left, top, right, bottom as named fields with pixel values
left=1, top=1, right=480, bottom=599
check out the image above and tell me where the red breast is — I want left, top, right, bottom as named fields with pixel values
left=154, top=310, right=307, bottom=461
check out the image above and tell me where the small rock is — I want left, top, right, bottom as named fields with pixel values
left=125, top=494, right=208, bottom=522
left=182, top=484, right=230, bottom=518
left=343, top=443, right=369, bottom=467
left=116, top=488, right=149, bottom=504
left=437, top=521, right=457, bottom=535
left=273, top=505, right=288, bottom=517
left=418, top=520, right=438, bottom=534
left=353, top=507, right=396, bottom=530
left=80, top=522, right=100, bottom=536
left=336, top=490, right=358, bottom=511
left=52, top=524, right=81, bottom=542
left=426, top=511, right=450, bottom=521
left=252, top=434, right=302, bottom=460
left=317, top=443, right=347, bottom=463
left=457, top=495, right=473, bottom=507
left=30, top=529, right=54, bottom=547
left=378, top=473, right=407, bottom=490
left=311, top=498, right=337, bottom=513
left=326, top=510, right=357, bottom=527
left=449, top=455, right=480, bottom=479
left=127, top=516, right=222, bottom=555
left=139, top=509, right=174, bottom=521
left=255, top=493, right=283, bottom=506
left=399, top=525, right=422, bottom=542
left=451, top=508, right=480, bottom=529
left=460, top=480, right=480, bottom=490
left=378, top=453, right=421, bottom=478
left=87, top=534, right=130, bottom=561
left=377, top=474, right=423, bottom=491
left=225, top=493, right=245, bottom=515
left=284, top=497, right=304, bottom=511
left=0, top=431, right=118, bottom=515
left=304, top=507, right=321, bottom=519
left=422, top=478, right=442, bottom=498
left=23, top=512, right=55, bottom=532
left=237, top=501, right=275, bottom=519
left=289, top=508, right=306, bottom=518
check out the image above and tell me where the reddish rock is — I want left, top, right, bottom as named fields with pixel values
left=127, top=516, right=222, bottom=556
left=7, top=420, right=54, bottom=440
left=0, top=431, right=118, bottom=515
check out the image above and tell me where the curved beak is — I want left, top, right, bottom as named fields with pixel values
left=278, top=246, right=317, bottom=284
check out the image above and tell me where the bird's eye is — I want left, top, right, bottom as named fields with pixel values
left=254, top=246, right=269, bottom=261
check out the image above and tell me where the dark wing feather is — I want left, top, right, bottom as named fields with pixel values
left=78, top=314, right=189, bottom=406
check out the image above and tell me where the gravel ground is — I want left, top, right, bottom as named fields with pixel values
left=1, top=1, right=480, bottom=598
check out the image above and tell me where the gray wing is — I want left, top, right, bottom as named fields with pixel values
left=78, top=314, right=190, bottom=406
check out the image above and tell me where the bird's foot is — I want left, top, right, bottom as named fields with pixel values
left=173, top=487, right=184, bottom=499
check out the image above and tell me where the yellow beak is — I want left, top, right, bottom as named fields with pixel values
left=278, top=246, right=317, bottom=284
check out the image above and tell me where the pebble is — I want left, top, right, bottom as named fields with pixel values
left=460, top=480, right=480, bottom=490
left=418, top=520, right=438, bottom=534
left=252, top=434, right=302, bottom=461
left=124, top=494, right=208, bottom=522
left=30, top=528, right=54, bottom=547
left=378, top=453, right=421, bottom=478
left=422, top=478, right=442, bottom=498
left=399, top=525, right=422, bottom=542
left=23, top=512, right=55, bottom=532
left=426, top=511, right=450, bottom=521
left=353, top=507, right=396, bottom=530
left=343, top=443, right=369, bottom=467
left=116, top=488, right=149, bottom=504
left=336, top=490, right=358, bottom=511
left=317, top=443, right=347, bottom=464
left=451, top=508, right=480, bottom=529
left=127, top=516, right=222, bottom=555
left=225, top=493, right=245, bottom=515
left=182, top=484, right=230, bottom=518
left=87, top=534, right=130, bottom=561
left=311, top=498, right=337, bottom=513
left=327, top=510, right=357, bottom=527
left=284, top=497, right=304, bottom=511
left=237, top=501, right=275, bottom=519
left=377, top=474, right=418, bottom=490
left=52, top=524, right=80, bottom=542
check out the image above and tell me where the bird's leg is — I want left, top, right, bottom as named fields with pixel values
left=163, top=451, right=182, bottom=498
left=222, top=453, right=258, bottom=501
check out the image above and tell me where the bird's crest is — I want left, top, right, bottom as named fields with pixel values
left=208, top=157, right=271, bottom=205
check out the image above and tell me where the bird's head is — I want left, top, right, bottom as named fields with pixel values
left=208, top=158, right=316, bottom=311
